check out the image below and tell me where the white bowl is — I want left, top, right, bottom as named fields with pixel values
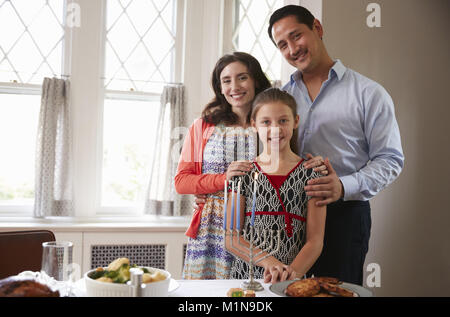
left=84, top=267, right=171, bottom=297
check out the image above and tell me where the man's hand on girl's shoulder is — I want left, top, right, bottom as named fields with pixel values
left=304, top=158, right=344, bottom=206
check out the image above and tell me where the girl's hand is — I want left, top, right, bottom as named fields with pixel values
left=263, top=259, right=296, bottom=284
left=225, top=160, right=252, bottom=181
left=303, top=153, right=328, bottom=175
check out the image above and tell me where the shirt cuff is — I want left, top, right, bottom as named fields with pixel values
left=339, top=175, right=360, bottom=201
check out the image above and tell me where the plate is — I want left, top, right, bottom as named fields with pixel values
left=269, top=279, right=372, bottom=297
left=168, top=279, right=180, bottom=294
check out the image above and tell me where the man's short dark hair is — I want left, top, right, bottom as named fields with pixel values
left=268, top=5, right=315, bottom=46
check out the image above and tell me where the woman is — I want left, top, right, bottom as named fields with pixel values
left=175, top=52, right=326, bottom=279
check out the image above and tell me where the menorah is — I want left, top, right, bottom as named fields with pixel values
left=224, top=176, right=283, bottom=292
left=225, top=226, right=282, bottom=291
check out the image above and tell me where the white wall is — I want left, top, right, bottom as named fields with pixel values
left=323, top=0, right=450, bottom=296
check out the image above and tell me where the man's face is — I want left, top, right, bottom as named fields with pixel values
left=271, top=15, right=323, bottom=73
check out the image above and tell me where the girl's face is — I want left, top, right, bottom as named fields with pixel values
left=220, top=61, right=256, bottom=111
left=252, top=101, right=299, bottom=153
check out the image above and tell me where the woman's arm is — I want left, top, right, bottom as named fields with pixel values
left=174, top=120, right=225, bottom=195
left=175, top=165, right=226, bottom=194
left=288, top=197, right=326, bottom=277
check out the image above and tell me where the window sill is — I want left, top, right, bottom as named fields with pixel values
left=0, top=215, right=191, bottom=232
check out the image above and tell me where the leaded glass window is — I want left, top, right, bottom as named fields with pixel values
left=232, top=0, right=284, bottom=82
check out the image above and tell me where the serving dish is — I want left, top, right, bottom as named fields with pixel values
left=269, top=279, right=372, bottom=297
left=84, top=267, right=171, bottom=297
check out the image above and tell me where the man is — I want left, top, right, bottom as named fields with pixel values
left=268, top=5, right=404, bottom=285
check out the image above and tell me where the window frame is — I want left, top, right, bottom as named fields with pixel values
left=71, top=0, right=185, bottom=218
left=0, top=0, right=70, bottom=215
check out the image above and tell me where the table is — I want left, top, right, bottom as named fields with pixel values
left=169, top=279, right=279, bottom=297
left=74, top=278, right=281, bottom=297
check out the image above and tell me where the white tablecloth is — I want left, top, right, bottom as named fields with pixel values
left=74, top=278, right=280, bottom=297
left=169, top=279, right=279, bottom=297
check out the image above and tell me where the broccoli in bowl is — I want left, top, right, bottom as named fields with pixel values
left=88, top=258, right=166, bottom=284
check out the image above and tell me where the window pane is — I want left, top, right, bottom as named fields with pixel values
left=101, top=98, right=161, bottom=206
left=104, top=0, right=176, bottom=93
left=0, top=93, right=40, bottom=204
left=0, top=0, right=65, bottom=84
left=233, top=0, right=284, bottom=81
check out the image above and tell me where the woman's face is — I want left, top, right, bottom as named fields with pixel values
left=252, top=101, right=299, bottom=153
left=220, top=61, right=256, bottom=111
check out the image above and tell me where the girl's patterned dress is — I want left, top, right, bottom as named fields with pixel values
left=230, top=160, right=320, bottom=279
left=182, top=124, right=256, bottom=279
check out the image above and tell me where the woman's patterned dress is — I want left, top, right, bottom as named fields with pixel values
left=182, top=124, right=256, bottom=279
left=230, top=161, right=320, bottom=279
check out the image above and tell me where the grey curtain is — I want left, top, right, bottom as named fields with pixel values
left=34, top=77, right=73, bottom=217
left=144, top=84, right=190, bottom=216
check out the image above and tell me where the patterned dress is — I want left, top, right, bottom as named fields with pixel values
left=230, top=160, right=321, bottom=279
left=182, top=124, right=257, bottom=279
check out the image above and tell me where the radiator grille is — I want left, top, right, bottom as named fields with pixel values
left=91, top=244, right=166, bottom=270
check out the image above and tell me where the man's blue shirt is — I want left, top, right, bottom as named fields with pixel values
left=283, top=60, right=404, bottom=201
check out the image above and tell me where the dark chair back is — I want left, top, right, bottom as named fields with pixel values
left=0, top=230, right=55, bottom=279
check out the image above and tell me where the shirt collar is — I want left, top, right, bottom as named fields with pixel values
left=331, top=59, right=346, bottom=81
left=289, top=59, right=347, bottom=84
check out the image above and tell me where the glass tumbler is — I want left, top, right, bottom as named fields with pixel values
left=41, top=241, right=73, bottom=281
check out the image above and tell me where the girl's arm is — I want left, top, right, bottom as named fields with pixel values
left=288, top=197, right=326, bottom=277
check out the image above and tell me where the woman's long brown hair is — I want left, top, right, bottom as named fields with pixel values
left=201, top=52, right=272, bottom=125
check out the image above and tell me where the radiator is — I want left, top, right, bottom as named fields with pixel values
left=90, top=244, right=166, bottom=270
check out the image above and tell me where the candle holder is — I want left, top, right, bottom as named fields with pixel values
left=226, top=226, right=282, bottom=291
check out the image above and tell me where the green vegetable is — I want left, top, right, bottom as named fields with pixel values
left=88, top=270, right=106, bottom=280
left=91, top=262, right=150, bottom=284
left=111, top=263, right=130, bottom=283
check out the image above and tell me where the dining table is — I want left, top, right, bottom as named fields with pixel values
left=74, top=277, right=280, bottom=297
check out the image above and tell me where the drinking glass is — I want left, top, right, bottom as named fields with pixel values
left=41, top=241, right=73, bottom=281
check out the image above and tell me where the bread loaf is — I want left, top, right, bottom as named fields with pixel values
left=0, top=278, right=59, bottom=297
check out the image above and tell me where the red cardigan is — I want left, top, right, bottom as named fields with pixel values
left=175, top=118, right=227, bottom=238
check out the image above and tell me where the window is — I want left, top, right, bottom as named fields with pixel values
left=232, top=0, right=285, bottom=82
left=100, top=0, right=179, bottom=211
left=2, top=0, right=293, bottom=218
left=0, top=0, right=65, bottom=84
left=0, top=0, right=65, bottom=212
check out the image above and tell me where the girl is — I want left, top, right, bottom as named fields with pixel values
left=225, top=88, right=327, bottom=283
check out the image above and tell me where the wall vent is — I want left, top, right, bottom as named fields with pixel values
left=91, top=244, right=166, bottom=270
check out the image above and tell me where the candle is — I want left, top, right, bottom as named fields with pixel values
left=223, top=179, right=227, bottom=230
left=230, top=181, right=235, bottom=230
left=250, top=172, right=258, bottom=226
left=236, top=180, right=241, bottom=230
